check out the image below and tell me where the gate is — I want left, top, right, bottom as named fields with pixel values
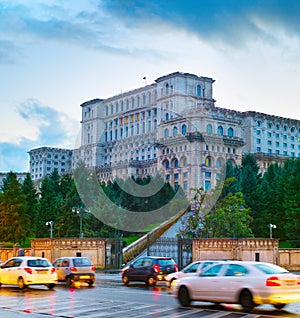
left=105, top=238, right=123, bottom=269
left=146, top=237, right=192, bottom=270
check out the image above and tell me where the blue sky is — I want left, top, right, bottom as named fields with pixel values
left=1, top=0, right=300, bottom=172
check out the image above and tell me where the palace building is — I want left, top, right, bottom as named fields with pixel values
left=71, top=71, right=300, bottom=193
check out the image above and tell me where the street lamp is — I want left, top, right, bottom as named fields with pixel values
left=269, top=223, right=276, bottom=239
left=72, top=207, right=90, bottom=238
left=46, top=221, right=54, bottom=238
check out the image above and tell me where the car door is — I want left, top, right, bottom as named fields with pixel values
left=0, top=258, right=21, bottom=285
left=194, top=264, right=225, bottom=301
left=53, top=259, right=64, bottom=280
left=221, top=264, right=249, bottom=302
left=129, top=258, right=145, bottom=281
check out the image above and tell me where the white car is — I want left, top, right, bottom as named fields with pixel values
left=0, top=256, right=58, bottom=290
left=172, top=261, right=300, bottom=312
left=165, top=260, right=223, bottom=288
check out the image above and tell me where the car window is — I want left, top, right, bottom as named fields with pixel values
left=254, top=263, right=289, bottom=274
left=27, top=259, right=50, bottom=268
left=62, top=260, right=70, bottom=267
left=133, top=258, right=144, bottom=267
left=14, top=259, right=22, bottom=267
left=142, top=259, right=153, bottom=266
left=157, top=259, right=174, bottom=267
left=73, top=258, right=92, bottom=267
left=185, top=263, right=200, bottom=273
left=225, top=264, right=248, bottom=276
left=53, top=260, right=62, bottom=267
left=201, top=264, right=223, bottom=277
left=201, top=262, right=216, bottom=271
left=3, top=259, right=17, bottom=268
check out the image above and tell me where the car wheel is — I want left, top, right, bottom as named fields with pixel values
left=18, top=277, right=27, bottom=290
left=66, top=277, right=73, bottom=287
left=122, top=275, right=129, bottom=286
left=239, top=290, right=254, bottom=312
left=46, top=284, right=55, bottom=290
left=88, top=280, right=94, bottom=287
left=146, top=276, right=156, bottom=286
left=273, top=304, right=286, bottom=309
left=178, top=286, right=191, bottom=307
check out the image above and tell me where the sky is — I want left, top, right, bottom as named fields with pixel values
left=1, top=0, right=300, bottom=172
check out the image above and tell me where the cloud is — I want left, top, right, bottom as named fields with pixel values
left=101, top=0, right=300, bottom=48
left=0, top=99, right=78, bottom=172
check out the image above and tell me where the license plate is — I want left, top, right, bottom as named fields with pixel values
left=37, top=270, right=48, bottom=274
left=79, top=275, right=90, bottom=279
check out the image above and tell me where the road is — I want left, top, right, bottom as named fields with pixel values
left=0, top=273, right=299, bottom=317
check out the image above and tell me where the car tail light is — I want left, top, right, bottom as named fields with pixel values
left=24, top=268, right=33, bottom=274
left=91, top=265, right=96, bottom=271
left=174, top=264, right=178, bottom=272
left=297, top=276, right=300, bottom=285
left=69, top=267, right=77, bottom=272
left=51, top=268, right=56, bottom=274
left=266, top=276, right=281, bottom=287
left=153, top=264, right=160, bottom=273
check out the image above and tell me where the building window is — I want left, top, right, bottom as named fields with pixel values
left=173, top=126, right=178, bottom=137
left=165, top=113, right=169, bottom=121
left=183, top=181, right=188, bottom=191
left=256, top=138, right=261, bottom=144
left=164, top=128, right=169, bottom=138
left=217, top=126, right=223, bottom=136
left=181, top=124, right=187, bottom=135
left=166, top=83, right=169, bottom=95
left=207, top=124, right=213, bottom=134
left=228, top=127, right=234, bottom=137
left=205, top=180, right=211, bottom=191
left=267, top=132, right=272, bottom=137
left=205, top=171, right=211, bottom=178
left=257, top=147, right=261, bottom=152
left=256, top=130, right=261, bottom=135
left=196, top=84, right=201, bottom=97
left=256, top=120, right=261, bottom=127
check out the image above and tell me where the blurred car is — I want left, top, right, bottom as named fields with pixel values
left=122, top=256, right=178, bottom=286
left=166, top=260, right=223, bottom=288
left=53, top=257, right=96, bottom=287
left=0, top=256, right=57, bottom=290
left=172, top=260, right=300, bottom=312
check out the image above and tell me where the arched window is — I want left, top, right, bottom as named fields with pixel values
left=228, top=127, right=234, bottom=137
left=165, top=113, right=169, bottom=121
left=115, top=129, right=118, bottom=140
left=196, top=84, right=201, bottom=97
left=216, top=158, right=222, bottom=168
left=125, top=126, right=128, bottom=137
left=131, top=97, right=134, bottom=108
left=142, top=94, right=146, bottom=105
left=163, top=159, right=170, bottom=169
left=137, top=96, right=140, bottom=107
left=136, top=124, right=139, bottom=134
left=173, top=158, right=179, bottom=168
left=166, top=83, right=169, bottom=95
left=173, top=126, right=178, bottom=137
left=110, top=131, right=113, bottom=141
left=131, top=125, right=134, bottom=136
left=120, top=128, right=123, bottom=138
left=164, top=128, right=169, bottom=138
left=205, top=156, right=211, bottom=167
left=181, top=124, right=187, bottom=135
left=217, top=126, right=224, bottom=136
left=154, top=119, right=157, bottom=129
left=207, top=124, right=213, bottom=134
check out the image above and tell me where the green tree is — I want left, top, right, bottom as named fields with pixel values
left=204, top=191, right=253, bottom=238
left=0, top=172, right=29, bottom=242
left=21, top=173, right=38, bottom=236
left=36, top=170, right=63, bottom=238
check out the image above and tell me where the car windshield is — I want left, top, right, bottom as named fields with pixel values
left=254, top=263, right=289, bottom=274
left=73, top=258, right=92, bottom=267
left=27, top=259, right=50, bottom=267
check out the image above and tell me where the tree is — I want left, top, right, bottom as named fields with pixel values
left=21, top=173, right=38, bottom=236
left=204, top=192, right=253, bottom=238
left=0, top=172, right=29, bottom=242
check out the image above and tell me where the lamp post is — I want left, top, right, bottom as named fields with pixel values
left=72, top=207, right=90, bottom=238
left=269, top=223, right=276, bottom=239
left=46, top=221, right=54, bottom=238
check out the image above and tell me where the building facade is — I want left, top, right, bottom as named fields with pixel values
left=28, top=147, right=73, bottom=181
left=31, top=72, right=300, bottom=192
left=73, top=71, right=300, bottom=193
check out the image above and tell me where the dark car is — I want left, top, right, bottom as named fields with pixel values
left=53, top=257, right=96, bottom=287
left=121, top=256, right=178, bottom=286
